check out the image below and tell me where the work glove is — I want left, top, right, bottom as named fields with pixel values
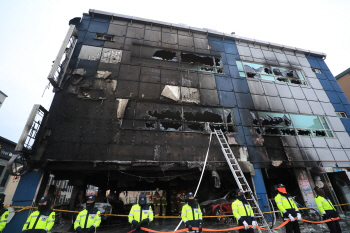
left=322, top=212, right=329, bottom=219
left=288, top=214, right=295, bottom=222
left=199, top=222, right=202, bottom=233
left=132, top=220, right=138, bottom=226
left=186, top=224, right=192, bottom=231
left=243, top=221, right=249, bottom=230
left=252, top=221, right=257, bottom=229
left=88, top=226, right=96, bottom=233
left=199, top=219, right=203, bottom=224
left=141, top=218, right=150, bottom=225
left=297, top=213, right=302, bottom=221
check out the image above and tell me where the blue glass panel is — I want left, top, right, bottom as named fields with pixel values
left=223, top=42, right=238, bottom=54
left=337, top=92, right=350, bottom=104
left=291, top=114, right=323, bottom=129
left=308, top=59, right=321, bottom=69
left=315, top=73, right=327, bottom=80
left=319, top=79, right=334, bottom=91
left=326, top=91, right=341, bottom=104
left=330, top=81, right=344, bottom=93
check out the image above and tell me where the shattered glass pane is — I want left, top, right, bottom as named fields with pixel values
left=148, top=109, right=182, bottom=121
left=250, top=111, right=260, bottom=126
left=263, top=127, right=280, bottom=135
left=134, top=120, right=157, bottom=130
left=272, top=67, right=299, bottom=79
left=290, top=79, right=302, bottom=84
left=181, top=53, right=214, bottom=66
left=217, top=68, right=223, bottom=74
left=184, top=123, right=205, bottom=132
left=246, top=72, right=259, bottom=78
left=280, top=128, right=296, bottom=136
left=312, top=130, right=327, bottom=137
left=210, top=124, right=226, bottom=132
left=276, top=77, right=289, bottom=83
left=236, top=61, right=244, bottom=72
left=200, top=66, right=215, bottom=73
left=297, top=70, right=305, bottom=80
left=326, top=130, right=334, bottom=137
left=319, top=116, right=330, bottom=129
left=243, top=62, right=271, bottom=75
left=215, top=58, right=222, bottom=67
left=257, top=112, right=292, bottom=127
left=297, top=129, right=312, bottom=136
left=224, top=109, right=234, bottom=124
left=290, top=114, right=323, bottom=129
left=183, top=107, right=223, bottom=123
left=160, top=121, right=182, bottom=131
left=261, top=75, right=275, bottom=81
left=227, top=125, right=236, bottom=133
left=255, top=127, right=262, bottom=134
left=239, top=72, right=246, bottom=78
left=153, top=50, right=178, bottom=61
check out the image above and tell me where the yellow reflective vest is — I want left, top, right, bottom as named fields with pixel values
left=74, top=208, right=101, bottom=232
left=0, top=208, right=9, bottom=231
left=128, top=204, right=154, bottom=225
left=181, top=203, right=202, bottom=223
left=314, top=196, right=335, bottom=216
left=22, top=210, right=55, bottom=231
left=274, top=193, right=299, bottom=217
left=231, top=199, right=254, bottom=223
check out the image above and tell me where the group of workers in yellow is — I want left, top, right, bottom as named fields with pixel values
left=20, top=195, right=101, bottom=233
left=129, top=183, right=342, bottom=233
left=0, top=182, right=342, bottom=233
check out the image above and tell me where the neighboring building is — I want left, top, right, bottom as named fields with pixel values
left=0, top=91, right=7, bottom=109
left=0, top=136, right=20, bottom=204
left=8, top=10, right=350, bottom=231
left=336, top=67, right=350, bottom=106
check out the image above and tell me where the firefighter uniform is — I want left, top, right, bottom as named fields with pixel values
left=314, top=186, right=341, bottom=233
left=274, top=184, right=301, bottom=233
left=22, top=197, right=55, bottom=233
left=170, top=191, right=177, bottom=214
left=74, top=196, right=101, bottom=233
left=161, top=192, right=167, bottom=216
left=129, top=194, right=154, bottom=233
left=181, top=192, right=203, bottom=232
left=232, top=189, right=256, bottom=233
left=176, top=193, right=182, bottom=215
left=153, top=190, right=161, bottom=217
left=0, top=194, right=9, bottom=232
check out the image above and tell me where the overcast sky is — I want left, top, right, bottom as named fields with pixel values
left=0, top=0, right=349, bottom=143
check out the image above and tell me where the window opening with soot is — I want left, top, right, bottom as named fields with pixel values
left=122, top=102, right=236, bottom=133
left=236, top=60, right=307, bottom=85
left=132, top=45, right=223, bottom=74
left=250, top=111, right=334, bottom=137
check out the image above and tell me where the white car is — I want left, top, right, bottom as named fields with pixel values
left=78, top=201, right=112, bottom=221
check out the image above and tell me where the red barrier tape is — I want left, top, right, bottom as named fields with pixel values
left=128, top=217, right=341, bottom=233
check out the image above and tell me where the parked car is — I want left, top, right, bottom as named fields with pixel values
left=200, top=190, right=236, bottom=223
left=78, top=199, right=112, bottom=222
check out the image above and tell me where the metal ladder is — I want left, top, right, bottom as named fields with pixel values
left=213, top=129, right=270, bottom=231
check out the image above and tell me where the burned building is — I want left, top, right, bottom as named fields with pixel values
left=6, top=9, right=350, bottom=232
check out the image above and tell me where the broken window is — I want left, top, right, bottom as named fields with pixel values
left=78, top=45, right=122, bottom=64
left=253, top=111, right=334, bottom=138
left=130, top=102, right=236, bottom=133
left=336, top=111, right=347, bottom=118
left=311, top=68, right=322, bottom=74
left=236, top=60, right=308, bottom=86
left=95, top=33, right=114, bottom=41
left=132, top=45, right=223, bottom=73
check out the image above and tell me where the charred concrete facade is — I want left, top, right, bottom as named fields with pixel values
left=10, top=10, right=350, bottom=225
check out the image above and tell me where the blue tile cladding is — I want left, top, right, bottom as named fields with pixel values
left=307, top=55, right=350, bottom=135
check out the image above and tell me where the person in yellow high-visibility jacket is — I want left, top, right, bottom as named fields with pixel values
left=74, top=196, right=101, bottom=233
left=22, top=196, right=55, bottom=233
left=314, top=186, right=341, bottom=233
left=231, top=189, right=256, bottom=233
left=181, top=192, right=203, bottom=233
left=129, top=194, right=154, bottom=233
left=274, top=184, right=301, bottom=233
left=0, top=194, right=9, bottom=232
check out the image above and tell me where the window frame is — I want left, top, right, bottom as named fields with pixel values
left=335, top=111, right=347, bottom=118
left=95, top=33, right=115, bottom=41
left=252, top=111, right=334, bottom=138
left=311, top=68, right=322, bottom=74
left=236, top=60, right=308, bottom=86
